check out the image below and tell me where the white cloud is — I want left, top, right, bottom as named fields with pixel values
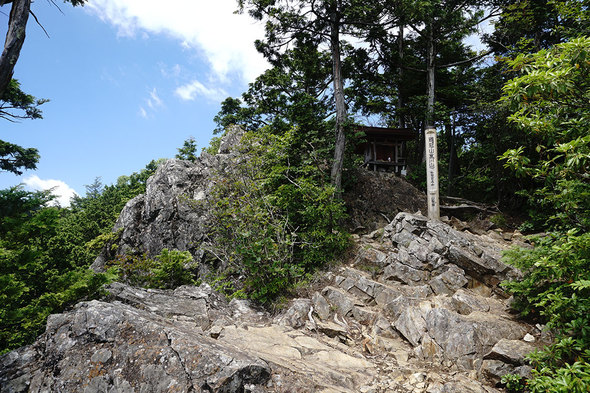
left=147, top=88, right=163, bottom=109
left=175, top=80, right=227, bottom=102
left=140, top=88, right=163, bottom=118
left=86, top=0, right=269, bottom=83
left=23, top=176, right=79, bottom=207
left=160, top=63, right=182, bottom=78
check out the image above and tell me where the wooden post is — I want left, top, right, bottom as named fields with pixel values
left=425, top=127, right=440, bottom=220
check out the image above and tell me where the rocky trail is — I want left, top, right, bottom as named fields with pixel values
left=1, top=212, right=546, bottom=393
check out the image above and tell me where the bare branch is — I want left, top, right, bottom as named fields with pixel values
left=29, top=9, right=50, bottom=38
left=46, top=0, right=64, bottom=15
left=438, top=50, right=492, bottom=68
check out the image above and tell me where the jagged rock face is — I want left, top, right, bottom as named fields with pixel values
left=383, top=212, right=523, bottom=292
left=2, top=212, right=545, bottom=393
left=92, top=159, right=208, bottom=271
left=92, top=127, right=245, bottom=272
left=0, top=284, right=271, bottom=393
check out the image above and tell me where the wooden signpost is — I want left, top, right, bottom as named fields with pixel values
left=425, top=127, right=440, bottom=220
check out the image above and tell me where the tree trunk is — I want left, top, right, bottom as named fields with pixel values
left=329, top=11, right=346, bottom=193
left=446, top=113, right=458, bottom=196
left=397, top=22, right=405, bottom=128
left=425, top=23, right=435, bottom=129
left=0, top=0, right=31, bottom=98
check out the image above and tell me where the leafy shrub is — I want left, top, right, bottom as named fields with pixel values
left=490, top=213, right=508, bottom=228
left=500, top=37, right=590, bottom=232
left=203, top=127, right=349, bottom=304
left=500, top=37, right=590, bottom=392
left=501, top=373, right=527, bottom=393
left=0, top=161, right=159, bottom=354
left=150, top=249, right=196, bottom=289
left=203, top=135, right=223, bottom=155
left=176, top=137, right=198, bottom=162
left=108, top=249, right=196, bottom=290
left=502, top=231, right=590, bottom=392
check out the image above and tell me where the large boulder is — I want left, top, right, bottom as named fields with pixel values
left=0, top=284, right=271, bottom=393
left=92, top=127, right=244, bottom=272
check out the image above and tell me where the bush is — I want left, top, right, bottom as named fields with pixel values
left=108, top=249, right=196, bottom=290
left=500, top=37, right=590, bottom=392
left=502, top=231, right=590, bottom=392
left=203, top=127, right=349, bottom=304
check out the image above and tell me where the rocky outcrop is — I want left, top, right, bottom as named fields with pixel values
left=0, top=292, right=271, bottom=393
left=384, top=212, right=523, bottom=293
left=91, top=127, right=245, bottom=272
left=2, top=212, right=545, bottom=392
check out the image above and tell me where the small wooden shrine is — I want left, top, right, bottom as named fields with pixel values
left=356, top=126, right=417, bottom=175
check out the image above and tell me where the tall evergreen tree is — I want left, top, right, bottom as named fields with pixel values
left=238, top=0, right=387, bottom=191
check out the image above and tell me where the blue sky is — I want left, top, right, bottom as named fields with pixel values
left=1, top=0, right=267, bottom=205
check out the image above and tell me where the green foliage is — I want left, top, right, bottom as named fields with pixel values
left=108, top=249, right=196, bottom=290
left=204, top=135, right=223, bottom=155
left=0, top=161, right=159, bottom=354
left=502, top=217, right=590, bottom=391
left=499, top=37, right=590, bottom=232
left=499, top=34, right=590, bottom=392
left=213, top=35, right=333, bottom=138
left=0, top=139, right=39, bottom=175
left=0, top=79, right=47, bottom=122
left=175, top=137, right=198, bottom=162
left=204, top=127, right=349, bottom=304
left=0, top=187, right=112, bottom=354
left=503, top=231, right=590, bottom=330
left=213, top=97, right=258, bottom=134
left=487, top=0, right=564, bottom=57
left=150, top=249, right=195, bottom=289
left=525, top=358, right=590, bottom=393
left=502, top=373, right=527, bottom=393
left=490, top=213, right=508, bottom=228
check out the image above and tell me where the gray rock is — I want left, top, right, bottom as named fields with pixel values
left=422, top=308, right=528, bottom=369
left=382, top=261, right=429, bottom=285
left=434, top=379, right=502, bottom=393
left=322, top=286, right=356, bottom=317
left=1, top=299, right=270, bottom=393
left=92, top=159, right=211, bottom=271
left=429, top=265, right=468, bottom=295
left=275, top=299, right=311, bottom=329
left=92, top=128, right=248, bottom=273
left=106, top=282, right=219, bottom=330
left=374, top=287, right=404, bottom=307
left=218, top=125, right=244, bottom=154
left=354, top=247, right=389, bottom=268
left=394, top=247, right=426, bottom=270
left=484, top=339, right=535, bottom=365
left=385, top=212, right=521, bottom=292
left=481, top=360, right=533, bottom=385
left=394, top=305, right=429, bottom=346
left=311, top=292, right=331, bottom=320
left=316, top=321, right=348, bottom=338
left=399, top=284, right=433, bottom=299
left=384, top=295, right=420, bottom=320
left=450, top=289, right=491, bottom=315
